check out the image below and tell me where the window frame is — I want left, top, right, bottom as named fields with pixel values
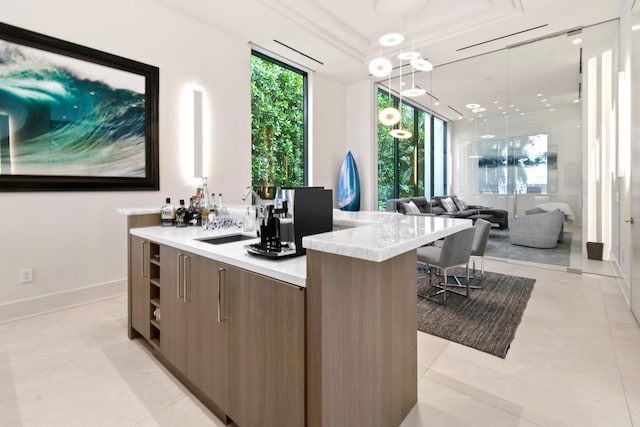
left=250, top=50, right=309, bottom=187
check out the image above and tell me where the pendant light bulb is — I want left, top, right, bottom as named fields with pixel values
left=368, top=57, right=392, bottom=77
left=390, top=129, right=413, bottom=139
left=410, top=58, right=433, bottom=72
left=401, top=88, right=426, bottom=97
left=379, top=107, right=401, bottom=126
left=398, top=51, right=420, bottom=60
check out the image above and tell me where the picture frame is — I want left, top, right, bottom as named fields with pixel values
left=0, top=22, right=159, bottom=191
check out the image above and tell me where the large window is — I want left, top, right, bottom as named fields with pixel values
left=377, top=89, right=447, bottom=210
left=250, top=51, right=307, bottom=193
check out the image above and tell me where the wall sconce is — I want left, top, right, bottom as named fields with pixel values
left=193, top=89, right=203, bottom=179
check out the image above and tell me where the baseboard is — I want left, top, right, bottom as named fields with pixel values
left=0, top=279, right=126, bottom=325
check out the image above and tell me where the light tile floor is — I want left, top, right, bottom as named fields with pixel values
left=1, top=259, right=639, bottom=426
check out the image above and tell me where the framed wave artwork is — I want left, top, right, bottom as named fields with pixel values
left=0, top=22, right=159, bottom=191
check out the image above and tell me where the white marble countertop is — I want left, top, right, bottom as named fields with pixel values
left=125, top=208, right=472, bottom=287
left=303, top=214, right=471, bottom=262
left=130, top=226, right=308, bottom=287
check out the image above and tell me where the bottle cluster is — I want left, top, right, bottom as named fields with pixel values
left=161, top=177, right=234, bottom=230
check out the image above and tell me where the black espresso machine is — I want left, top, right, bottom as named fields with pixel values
left=244, top=187, right=333, bottom=258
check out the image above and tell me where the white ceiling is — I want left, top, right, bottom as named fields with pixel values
left=155, top=0, right=623, bottom=84
left=154, top=0, right=624, bottom=124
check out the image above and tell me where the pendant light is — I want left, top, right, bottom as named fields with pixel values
left=379, top=58, right=401, bottom=126
left=400, top=38, right=426, bottom=97
left=391, top=58, right=412, bottom=140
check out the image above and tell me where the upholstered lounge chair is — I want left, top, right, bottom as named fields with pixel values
left=509, top=209, right=564, bottom=249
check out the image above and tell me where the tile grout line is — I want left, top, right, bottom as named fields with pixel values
left=598, top=276, right=636, bottom=426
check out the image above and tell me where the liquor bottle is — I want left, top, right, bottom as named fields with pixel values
left=200, top=177, right=211, bottom=230
left=176, top=199, right=187, bottom=227
left=188, top=196, right=200, bottom=226
left=161, top=198, right=175, bottom=227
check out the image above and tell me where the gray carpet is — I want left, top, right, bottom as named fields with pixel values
left=485, top=229, right=572, bottom=266
left=417, top=267, right=535, bottom=358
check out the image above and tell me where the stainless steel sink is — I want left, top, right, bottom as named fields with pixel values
left=197, top=234, right=257, bottom=245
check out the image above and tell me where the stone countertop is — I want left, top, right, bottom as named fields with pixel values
left=130, top=225, right=308, bottom=287
left=125, top=209, right=472, bottom=287
left=303, top=213, right=471, bottom=262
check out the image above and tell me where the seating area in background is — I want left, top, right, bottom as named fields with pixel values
left=386, top=195, right=509, bottom=229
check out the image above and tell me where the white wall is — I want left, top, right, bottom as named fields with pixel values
left=0, top=0, right=347, bottom=321
left=311, top=74, right=347, bottom=204
left=345, top=81, right=376, bottom=211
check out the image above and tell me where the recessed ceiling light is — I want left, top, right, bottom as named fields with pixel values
left=398, top=51, right=421, bottom=60
left=515, top=108, right=520, bottom=112
left=400, top=81, right=406, bottom=86
left=633, top=24, right=640, bottom=31
left=434, top=101, right=440, bottom=106
left=498, top=106, right=503, bottom=110
left=549, top=108, right=555, bottom=111
left=545, top=104, right=551, bottom=107
left=379, top=33, right=404, bottom=46
left=537, top=93, right=543, bottom=97
left=481, top=134, right=495, bottom=139
left=520, top=112, right=525, bottom=115
left=465, top=103, right=481, bottom=109
left=572, top=38, right=582, bottom=45
left=509, top=104, right=515, bottom=108
left=472, top=107, right=486, bottom=113
left=502, top=111, right=506, bottom=115
left=493, top=100, right=499, bottom=104
left=573, top=99, right=580, bottom=103
left=458, top=116, right=463, bottom=120
left=541, top=99, right=547, bottom=102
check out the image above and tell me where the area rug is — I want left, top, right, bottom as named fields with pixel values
left=417, top=267, right=535, bottom=358
left=485, top=229, right=572, bottom=266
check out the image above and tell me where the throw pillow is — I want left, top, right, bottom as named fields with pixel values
left=441, top=197, right=457, bottom=213
left=402, top=201, right=421, bottom=214
left=454, top=197, right=468, bottom=211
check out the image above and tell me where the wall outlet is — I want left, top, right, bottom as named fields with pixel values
left=20, top=268, right=33, bottom=284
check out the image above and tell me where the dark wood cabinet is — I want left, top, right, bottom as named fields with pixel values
left=130, top=235, right=150, bottom=340
left=225, top=264, right=305, bottom=427
left=130, top=240, right=305, bottom=426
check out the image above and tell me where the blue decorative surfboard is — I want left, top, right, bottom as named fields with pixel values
left=338, top=151, right=361, bottom=211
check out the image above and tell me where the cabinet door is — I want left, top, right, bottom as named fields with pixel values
left=186, top=255, right=228, bottom=409
left=226, top=266, right=305, bottom=427
left=130, top=235, right=150, bottom=339
left=160, top=245, right=188, bottom=372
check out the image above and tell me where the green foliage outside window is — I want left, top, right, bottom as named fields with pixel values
left=377, top=89, right=436, bottom=210
left=250, top=53, right=305, bottom=191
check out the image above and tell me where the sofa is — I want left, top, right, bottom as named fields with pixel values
left=386, top=195, right=509, bottom=229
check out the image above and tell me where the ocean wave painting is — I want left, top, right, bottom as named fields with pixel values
left=0, top=38, right=147, bottom=178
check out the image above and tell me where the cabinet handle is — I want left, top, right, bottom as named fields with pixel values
left=217, top=267, right=225, bottom=323
left=141, top=240, right=148, bottom=277
left=183, top=256, right=190, bottom=303
left=176, top=253, right=183, bottom=299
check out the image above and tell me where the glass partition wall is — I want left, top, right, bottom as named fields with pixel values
left=378, top=20, right=620, bottom=269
